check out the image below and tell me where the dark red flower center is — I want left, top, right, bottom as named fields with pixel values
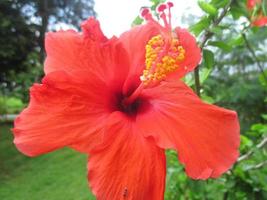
left=118, top=94, right=142, bottom=115
left=118, top=92, right=150, bottom=117
left=109, top=90, right=150, bottom=118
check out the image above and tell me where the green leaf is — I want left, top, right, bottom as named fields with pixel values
left=258, top=69, right=267, bottom=87
left=189, top=17, right=211, bottom=36
left=198, top=0, right=218, bottom=16
left=183, top=73, right=195, bottom=87
left=261, top=114, right=267, bottom=120
left=210, top=26, right=223, bottom=35
left=210, top=0, right=228, bottom=8
left=251, top=123, right=267, bottom=134
left=240, top=135, right=253, bottom=152
left=208, top=41, right=232, bottom=52
left=131, top=16, right=143, bottom=26
left=230, top=6, right=247, bottom=20
left=251, top=26, right=260, bottom=33
left=233, top=165, right=246, bottom=180
left=227, top=35, right=245, bottom=47
left=200, top=68, right=212, bottom=84
left=201, top=94, right=215, bottom=104
left=203, top=49, right=215, bottom=69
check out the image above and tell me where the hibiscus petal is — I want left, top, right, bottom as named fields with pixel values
left=252, top=16, right=267, bottom=27
left=81, top=17, right=108, bottom=42
left=44, top=29, right=83, bottom=74
left=137, top=81, right=240, bottom=179
left=44, top=18, right=130, bottom=85
left=247, top=0, right=256, bottom=10
left=13, top=70, right=111, bottom=156
left=170, top=28, right=201, bottom=79
left=88, top=112, right=166, bottom=200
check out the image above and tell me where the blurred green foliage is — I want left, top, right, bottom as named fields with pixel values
left=0, top=96, right=24, bottom=114
left=0, top=0, right=267, bottom=199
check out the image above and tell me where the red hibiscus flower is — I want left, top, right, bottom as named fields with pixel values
left=13, top=3, right=240, bottom=200
left=247, top=0, right=267, bottom=27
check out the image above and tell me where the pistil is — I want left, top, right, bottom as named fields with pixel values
left=123, top=83, right=144, bottom=106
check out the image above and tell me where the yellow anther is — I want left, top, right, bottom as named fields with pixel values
left=177, top=46, right=183, bottom=51
left=143, top=69, right=149, bottom=75
left=141, top=34, right=186, bottom=86
left=162, top=56, right=169, bottom=62
left=171, top=47, right=177, bottom=52
left=172, top=38, right=179, bottom=46
left=150, top=54, right=157, bottom=59
left=177, top=54, right=185, bottom=61
left=155, top=47, right=161, bottom=51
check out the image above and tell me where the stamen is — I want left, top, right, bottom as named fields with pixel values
left=140, top=35, right=186, bottom=86
left=160, top=13, right=169, bottom=28
left=167, top=2, right=174, bottom=26
left=124, top=1, right=183, bottom=105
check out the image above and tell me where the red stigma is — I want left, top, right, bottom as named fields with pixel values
left=139, top=2, right=175, bottom=31
left=140, top=7, right=150, bottom=18
left=157, top=4, right=167, bottom=13
left=167, top=2, right=174, bottom=8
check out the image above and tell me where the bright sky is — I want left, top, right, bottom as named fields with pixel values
left=95, top=0, right=202, bottom=37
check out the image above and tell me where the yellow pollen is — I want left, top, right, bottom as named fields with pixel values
left=140, top=34, right=186, bottom=86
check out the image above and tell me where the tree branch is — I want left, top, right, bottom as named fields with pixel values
left=238, top=136, right=267, bottom=162
left=194, top=0, right=234, bottom=96
left=245, top=160, right=267, bottom=171
left=226, top=136, right=267, bottom=174
left=241, top=33, right=267, bottom=82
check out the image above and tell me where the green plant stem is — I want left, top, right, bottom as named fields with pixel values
left=194, top=0, right=234, bottom=96
left=241, top=33, right=267, bottom=82
left=238, top=136, right=267, bottom=162
left=194, top=68, right=201, bottom=96
left=246, top=160, right=267, bottom=171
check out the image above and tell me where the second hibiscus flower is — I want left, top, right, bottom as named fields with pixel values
left=13, top=3, right=240, bottom=200
left=247, top=0, right=267, bottom=27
